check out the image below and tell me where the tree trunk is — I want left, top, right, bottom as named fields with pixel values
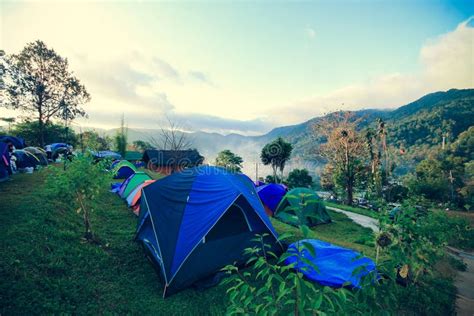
left=77, top=192, right=93, bottom=241
left=38, top=102, right=45, bottom=147
left=347, top=181, right=353, bottom=206
left=272, top=163, right=277, bottom=183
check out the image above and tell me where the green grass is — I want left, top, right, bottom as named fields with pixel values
left=324, top=201, right=379, bottom=219
left=0, top=171, right=226, bottom=315
left=0, top=170, right=376, bottom=314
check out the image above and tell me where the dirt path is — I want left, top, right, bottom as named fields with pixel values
left=448, top=247, right=474, bottom=316
left=326, top=206, right=379, bottom=232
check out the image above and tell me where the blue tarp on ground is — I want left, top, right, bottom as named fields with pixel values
left=257, top=183, right=287, bottom=214
left=285, top=239, right=377, bottom=288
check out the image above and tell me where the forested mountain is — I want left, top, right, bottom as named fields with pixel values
left=75, top=88, right=473, bottom=176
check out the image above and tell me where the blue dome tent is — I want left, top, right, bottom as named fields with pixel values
left=257, top=183, right=287, bottom=216
left=136, top=166, right=282, bottom=297
left=0, top=136, right=26, bottom=149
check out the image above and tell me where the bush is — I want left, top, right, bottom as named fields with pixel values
left=225, top=199, right=465, bottom=314
left=223, top=231, right=352, bottom=315
left=44, top=155, right=110, bottom=241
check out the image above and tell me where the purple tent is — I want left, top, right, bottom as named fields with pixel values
left=257, top=183, right=287, bottom=216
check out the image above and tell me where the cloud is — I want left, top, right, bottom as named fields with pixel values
left=268, top=17, right=474, bottom=125
left=78, top=107, right=271, bottom=135
left=305, top=27, right=316, bottom=39
left=73, top=56, right=174, bottom=112
left=188, top=70, right=213, bottom=85
left=173, top=112, right=271, bottom=134
left=419, top=18, right=474, bottom=90
left=152, top=57, right=180, bottom=80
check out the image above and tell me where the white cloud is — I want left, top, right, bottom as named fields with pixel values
left=419, top=18, right=474, bottom=90
left=0, top=3, right=472, bottom=135
left=305, top=27, right=316, bottom=39
left=267, top=17, right=474, bottom=125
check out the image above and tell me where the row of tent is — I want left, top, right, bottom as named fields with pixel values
left=111, top=161, right=340, bottom=297
left=112, top=159, right=332, bottom=227
left=109, top=162, right=374, bottom=297
left=0, top=136, right=50, bottom=182
left=111, top=164, right=282, bottom=296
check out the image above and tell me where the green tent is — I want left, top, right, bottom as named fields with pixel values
left=124, top=151, right=143, bottom=161
left=119, top=172, right=152, bottom=198
left=275, top=188, right=331, bottom=227
left=114, top=160, right=137, bottom=172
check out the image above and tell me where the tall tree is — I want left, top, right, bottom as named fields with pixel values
left=365, top=127, right=383, bottom=197
left=79, top=130, right=111, bottom=152
left=1, top=41, right=90, bottom=146
left=215, top=149, right=244, bottom=173
left=11, top=120, right=78, bottom=147
left=286, top=168, right=313, bottom=189
left=314, top=111, right=367, bottom=206
left=261, top=137, right=293, bottom=183
left=114, top=115, right=128, bottom=158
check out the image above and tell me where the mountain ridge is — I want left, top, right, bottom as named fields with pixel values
left=74, top=88, right=474, bottom=176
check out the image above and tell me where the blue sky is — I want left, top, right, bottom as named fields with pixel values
left=1, top=0, right=473, bottom=134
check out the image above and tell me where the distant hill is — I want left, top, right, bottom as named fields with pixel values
left=79, top=88, right=474, bottom=177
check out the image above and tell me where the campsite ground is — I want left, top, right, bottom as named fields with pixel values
left=0, top=169, right=377, bottom=314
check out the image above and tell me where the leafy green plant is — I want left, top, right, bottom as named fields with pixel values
left=224, top=196, right=467, bottom=314
left=222, top=231, right=352, bottom=315
left=44, top=155, right=110, bottom=242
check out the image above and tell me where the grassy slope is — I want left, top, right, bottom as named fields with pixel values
left=271, top=211, right=376, bottom=258
left=0, top=170, right=374, bottom=314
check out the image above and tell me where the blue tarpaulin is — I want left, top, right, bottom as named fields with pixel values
left=285, top=239, right=376, bottom=288
left=93, top=150, right=122, bottom=160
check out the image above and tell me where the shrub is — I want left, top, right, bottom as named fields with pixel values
left=44, top=155, right=110, bottom=242
left=224, top=199, right=465, bottom=314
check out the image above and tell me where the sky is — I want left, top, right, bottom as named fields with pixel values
left=1, top=0, right=473, bottom=135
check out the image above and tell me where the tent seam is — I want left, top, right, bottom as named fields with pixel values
left=142, top=190, right=168, bottom=285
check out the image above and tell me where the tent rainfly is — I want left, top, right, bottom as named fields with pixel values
left=275, top=188, right=331, bottom=227
left=118, top=172, right=152, bottom=199
left=256, top=183, right=287, bottom=216
left=113, top=160, right=137, bottom=179
left=136, top=166, right=282, bottom=297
